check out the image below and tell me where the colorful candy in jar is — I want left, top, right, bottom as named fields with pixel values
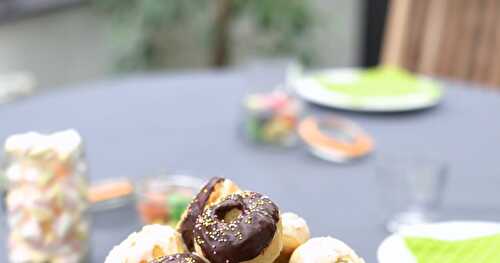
left=244, top=90, right=302, bottom=146
left=136, top=176, right=199, bottom=227
left=3, top=130, right=89, bottom=263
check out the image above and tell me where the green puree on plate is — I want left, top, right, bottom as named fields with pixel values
left=404, top=234, right=500, bottom=263
left=315, top=66, right=440, bottom=99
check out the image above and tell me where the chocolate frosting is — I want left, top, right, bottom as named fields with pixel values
left=178, top=177, right=225, bottom=251
left=149, top=253, right=206, bottom=263
left=194, top=191, right=280, bottom=263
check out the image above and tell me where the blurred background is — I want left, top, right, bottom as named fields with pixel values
left=2, top=0, right=499, bottom=91
left=0, top=0, right=366, bottom=90
left=1, top=0, right=500, bottom=262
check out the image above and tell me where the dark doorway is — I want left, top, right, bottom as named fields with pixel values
left=362, top=0, right=389, bottom=67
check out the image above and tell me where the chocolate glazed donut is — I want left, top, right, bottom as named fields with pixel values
left=178, top=177, right=240, bottom=251
left=149, top=253, right=206, bottom=263
left=194, top=192, right=281, bottom=263
left=178, top=177, right=224, bottom=250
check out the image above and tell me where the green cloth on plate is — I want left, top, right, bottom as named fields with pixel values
left=314, top=66, right=441, bottom=103
left=405, top=234, right=500, bottom=263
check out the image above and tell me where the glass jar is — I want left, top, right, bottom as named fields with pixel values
left=3, top=130, right=90, bottom=263
left=135, top=174, right=202, bottom=227
left=242, top=90, right=302, bottom=147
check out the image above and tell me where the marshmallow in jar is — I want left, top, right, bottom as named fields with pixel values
left=3, top=130, right=89, bottom=263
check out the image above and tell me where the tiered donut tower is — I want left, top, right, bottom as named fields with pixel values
left=106, top=177, right=365, bottom=263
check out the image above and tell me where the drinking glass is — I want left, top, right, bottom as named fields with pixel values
left=376, top=154, right=448, bottom=232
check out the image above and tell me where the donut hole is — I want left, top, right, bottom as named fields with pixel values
left=215, top=203, right=243, bottom=222
left=223, top=208, right=243, bottom=222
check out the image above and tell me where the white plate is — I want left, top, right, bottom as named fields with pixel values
left=377, top=221, right=500, bottom=263
left=292, top=68, right=442, bottom=112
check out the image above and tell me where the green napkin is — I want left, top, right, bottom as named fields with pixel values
left=315, top=66, right=440, bottom=104
left=405, top=234, right=500, bottom=263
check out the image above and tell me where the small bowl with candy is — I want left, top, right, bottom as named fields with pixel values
left=135, top=174, right=203, bottom=226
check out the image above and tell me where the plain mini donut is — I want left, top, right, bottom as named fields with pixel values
left=275, top=212, right=310, bottom=263
left=290, top=237, right=365, bottom=263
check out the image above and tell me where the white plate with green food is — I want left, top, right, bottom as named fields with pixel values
left=377, top=221, right=500, bottom=263
left=292, top=67, right=442, bottom=112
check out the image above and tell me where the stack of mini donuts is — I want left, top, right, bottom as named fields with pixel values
left=105, top=177, right=365, bottom=263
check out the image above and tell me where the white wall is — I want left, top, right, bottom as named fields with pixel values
left=233, top=0, right=362, bottom=68
left=310, top=0, right=363, bottom=67
left=0, top=7, right=114, bottom=90
left=0, top=0, right=362, bottom=90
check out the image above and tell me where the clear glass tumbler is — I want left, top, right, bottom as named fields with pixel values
left=376, top=154, right=448, bottom=233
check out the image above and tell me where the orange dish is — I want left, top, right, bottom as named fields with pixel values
left=88, top=179, right=134, bottom=204
left=298, top=116, right=374, bottom=162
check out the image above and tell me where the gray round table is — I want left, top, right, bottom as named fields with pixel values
left=1, top=68, right=500, bottom=262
